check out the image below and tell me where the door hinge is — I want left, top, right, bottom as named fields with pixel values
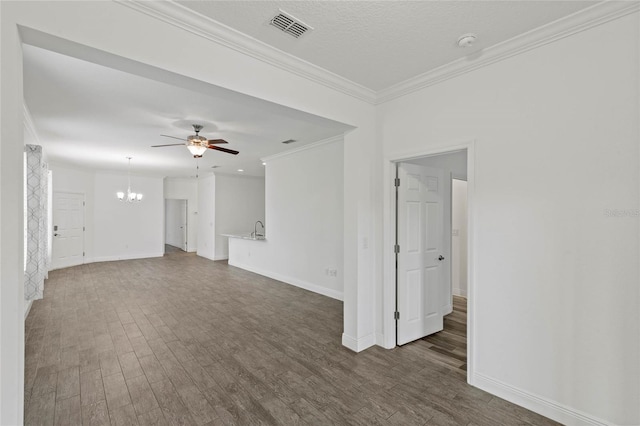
left=83, top=252, right=85, bottom=256
left=394, top=244, right=400, bottom=254
left=83, top=201, right=85, bottom=206
left=83, top=226, right=85, bottom=231
left=394, top=178, right=400, bottom=187
left=394, top=311, right=400, bottom=320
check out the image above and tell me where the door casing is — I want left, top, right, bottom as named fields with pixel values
left=382, top=140, right=475, bottom=385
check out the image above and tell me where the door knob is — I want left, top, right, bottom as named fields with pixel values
left=54, top=233, right=59, bottom=237
left=438, top=255, right=445, bottom=261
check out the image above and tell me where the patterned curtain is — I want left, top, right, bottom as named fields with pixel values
left=24, top=144, right=49, bottom=301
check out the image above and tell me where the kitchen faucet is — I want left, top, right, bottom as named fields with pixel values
left=252, top=220, right=265, bottom=238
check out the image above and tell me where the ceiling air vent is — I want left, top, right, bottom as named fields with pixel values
left=281, top=139, right=297, bottom=144
left=269, top=10, right=312, bottom=39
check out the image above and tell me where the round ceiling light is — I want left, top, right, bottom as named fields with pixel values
left=457, top=33, right=477, bottom=48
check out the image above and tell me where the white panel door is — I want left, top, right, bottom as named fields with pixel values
left=180, top=199, right=188, bottom=251
left=52, top=192, right=85, bottom=269
left=397, top=163, right=445, bottom=345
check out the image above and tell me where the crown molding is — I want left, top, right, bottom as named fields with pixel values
left=115, top=0, right=377, bottom=104
left=23, top=103, right=41, bottom=144
left=115, top=1, right=637, bottom=107
left=376, top=1, right=640, bottom=104
left=262, top=134, right=343, bottom=163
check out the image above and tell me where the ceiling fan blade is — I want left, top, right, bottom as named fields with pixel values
left=208, top=145, right=239, bottom=155
left=207, top=139, right=228, bottom=145
left=151, top=143, right=185, bottom=147
left=160, top=134, right=187, bottom=141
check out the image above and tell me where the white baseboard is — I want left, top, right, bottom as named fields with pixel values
left=228, top=260, right=343, bottom=301
left=187, top=248, right=197, bottom=253
left=472, top=372, right=611, bottom=426
left=375, top=332, right=395, bottom=349
left=213, top=255, right=228, bottom=261
left=196, top=252, right=216, bottom=261
left=453, top=287, right=468, bottom=297
left=24, top=300, right=33, bottom=320
left=91, top=252, right=164, bottom=263
left=342, top=333, right=375, bottom=353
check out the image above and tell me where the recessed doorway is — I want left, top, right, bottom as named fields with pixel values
left=165, top=199, right=188, bottom=253
left=384, top=143, right=473, bottom=379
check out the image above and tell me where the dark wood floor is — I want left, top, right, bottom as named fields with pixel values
left=422, top=296, right=468, bottom=372
left=25, top=251, right=558, bottom=426
left=164, top=244, right=184, bottom=254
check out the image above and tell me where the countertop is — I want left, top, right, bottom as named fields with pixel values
left=221, top=233, right=266, bottom=241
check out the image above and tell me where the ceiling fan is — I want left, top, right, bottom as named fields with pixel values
left=151, top=124, right=239, bottom=158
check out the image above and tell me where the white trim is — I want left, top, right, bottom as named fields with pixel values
left=342, top=332, right=375, bottom=353
left=376, top=1, right=640, bottom=104
left=88, top=252, right=164, bottom=263
left=24, top=300, right=33, bottom=320
left=375, top=332, right=388, bottom=348
left=261, top=135, right=344, bottom=163
left=115, top=0, right=376, bottom=104
left=381, top=139, right=476, bottom=372
left=116, top=1, right=638, bottom=106
left=213, top=255, right=228, bottom=261
left=453, top=288, right=468, bottom=298
left=472, top=373, right=612, bottom=426
left=228, top=259, right=343, bottom=301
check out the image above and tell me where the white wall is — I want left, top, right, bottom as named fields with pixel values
left=214, top=174, right=265, bottom=260
left=229, top=139, right=344, bottom=300
left=50, top=165, right=164, bottom=264
left=93, top=172, right=163, bottom=261
left=378, top=12, right=639, bottom=426
left=164, top=199, right=185, bottom=249
left=164, top=177, right=198, bottom=252
left=196, top=175, right=216, bottom=260
left=451, top=179, right=467, bottom=297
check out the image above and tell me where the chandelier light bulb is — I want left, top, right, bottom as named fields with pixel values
left=116, top=157, right=143, bottom=203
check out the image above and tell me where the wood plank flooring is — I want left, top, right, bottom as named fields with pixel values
left=25, top=251, right=559, bottom=425
left=422, top=296, right=468, bottom=372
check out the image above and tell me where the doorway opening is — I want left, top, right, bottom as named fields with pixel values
left=391, top=147, right=471, bottom=376
left=165, top=199, right=188, bottom=253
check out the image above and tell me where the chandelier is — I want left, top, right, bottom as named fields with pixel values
left=116, top=157, right=143, bottom=202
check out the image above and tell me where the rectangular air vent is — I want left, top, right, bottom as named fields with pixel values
left=269, top=10, right=312, bottom=39
left=281, top=139, right=297, bottom=144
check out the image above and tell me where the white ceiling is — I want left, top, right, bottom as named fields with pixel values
left=176, top=0, right=597, bottom=91
left=24, top=1, right=598, bottom=177
left=23, top=44, right=352, bottom=178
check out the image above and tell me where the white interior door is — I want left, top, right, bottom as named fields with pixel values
left=396, top=162, right=445, bottom=345
left=52, top=192, right=85, bottom=269
left=180, top=200, right=188, bottom=251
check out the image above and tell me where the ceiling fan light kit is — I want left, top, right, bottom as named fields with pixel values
left=152, top=124, right=239, bottom=157
left=117, top=157, right=143, bottom=203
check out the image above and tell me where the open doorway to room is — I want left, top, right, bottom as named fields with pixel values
left=165, top=198, right=188, bottom=253
left=393, top=148, right=469, bottom=374
left=422, top=177, right=468, bottom=372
